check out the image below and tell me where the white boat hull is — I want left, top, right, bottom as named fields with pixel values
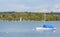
left=33, top=27, right=56, bottom=31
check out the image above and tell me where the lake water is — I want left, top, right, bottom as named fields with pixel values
left=0, top=21, right=60, bottom=37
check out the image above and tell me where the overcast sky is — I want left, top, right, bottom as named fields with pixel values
left=0, top=0, right=60, bottom=12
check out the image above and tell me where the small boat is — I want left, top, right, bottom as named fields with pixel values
left=35, top=25, right=56, bottom=31
left=33, top=13, right=56, bottom=32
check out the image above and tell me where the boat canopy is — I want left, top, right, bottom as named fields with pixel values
left=43, top=25, right=54, bottom=28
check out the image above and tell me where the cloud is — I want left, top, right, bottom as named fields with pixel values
left=0, top=0, right=60, bottom=12
left=0, top=4, right=30, bottom=12
left=0, top=4, right=51, bottom=12
left=52, top=3, right=60, bottom=12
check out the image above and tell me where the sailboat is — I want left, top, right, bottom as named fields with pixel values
left=33, top=13, right=56, bottom=31
left=20, top=17, right=23, bottom=22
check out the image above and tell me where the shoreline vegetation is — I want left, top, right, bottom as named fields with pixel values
left=0, top=12, right=60, bottom=21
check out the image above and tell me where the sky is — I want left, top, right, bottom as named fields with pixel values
left=0, top=0, right=60, bottom=12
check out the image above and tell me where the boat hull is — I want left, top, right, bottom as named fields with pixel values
left=34, top=27, right=56, bottom=31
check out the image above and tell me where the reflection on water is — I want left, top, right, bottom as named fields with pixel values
left=0, top=21, right=60, bottom=37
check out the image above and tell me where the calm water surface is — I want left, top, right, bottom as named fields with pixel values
left=0, top=21, right=60, bottom=37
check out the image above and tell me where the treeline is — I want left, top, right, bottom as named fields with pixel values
left=0, top=12, right=60, bottom=21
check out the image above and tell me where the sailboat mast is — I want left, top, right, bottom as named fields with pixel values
left=44, top=13, right=46, bottom=24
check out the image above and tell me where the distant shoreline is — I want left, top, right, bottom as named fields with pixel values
left=0, top=12, right=60, bottom=21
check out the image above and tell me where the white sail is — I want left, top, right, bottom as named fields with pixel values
left=20, top=17, right=22, bottom=22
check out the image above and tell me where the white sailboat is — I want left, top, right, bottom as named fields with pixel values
left=20, top=17, right=23, bottom=22
left=33, top=13, right=56, bottom=32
